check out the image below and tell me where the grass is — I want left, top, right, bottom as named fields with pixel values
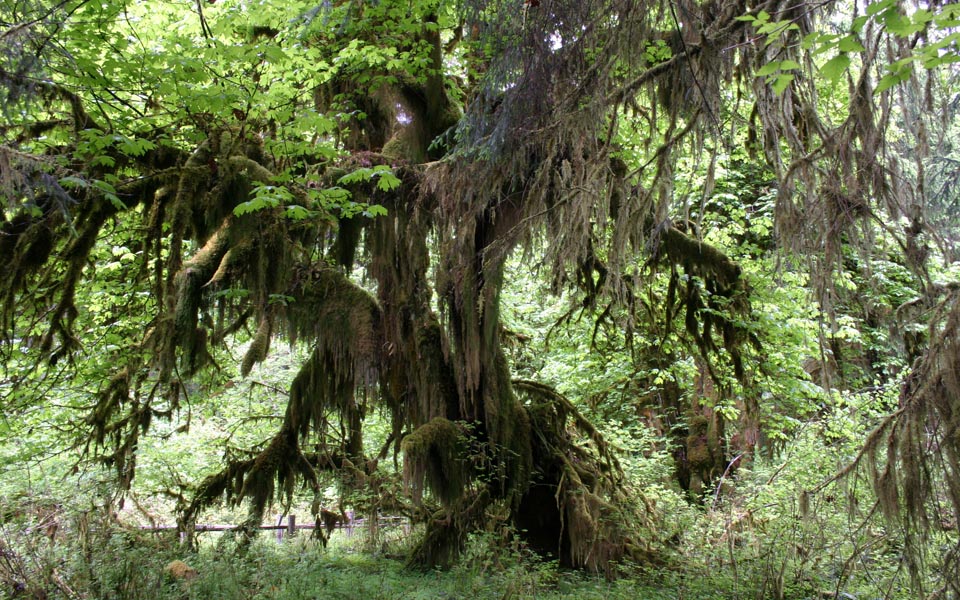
left=0, top=512, right=732, bottom=600
left=163, top=540, right=683, bottom=600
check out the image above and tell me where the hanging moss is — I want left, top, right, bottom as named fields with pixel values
left=364, top=192, right=461, bottom=431
left=87, top=367, right=131, bottom=447
left=187, top=456, right=256, bottom=518
left=12, top=217, right=54, bottom=272
left=240, top=316, right=271, bottom=377
left=193, top=151, right=260, bottom=241
left=287, top=348, right=350, bottom=443
left=504, top=400, right=533, bottom=497
left=799, top=290, right=960, bottom=591
left=401, top=417, right=467, bottom=508
left=286, top=265, right=381, bottom=381
left=653, top=224, right=760, bottom=394
left=182, top=440, right=357, bottom=528
left=172, top=222, right=231, bottom=373
left=331, top=215, right=363, bottom=269
left=1, top=216, right=51, bottom=331
left=166, top=162, right=211, bottom=273
left=283, top=267, right=381, bottom=464
left=19, top=201, right=114, bottom=363
left=239, top=429, right=292, bottom=511
left=412, top=317, right=461, bottom=422
left=187, top=425, right=320, bottom=540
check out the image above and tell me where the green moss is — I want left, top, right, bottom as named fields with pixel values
left=401, top=417, right=467, bottom=508
left=382, top=133, right=417, bottom=163
left=240, top=317, right=271, bottom=377
left=281, top=267, right=381, bottom=455
left=685, top=415, right=715, bottom=470
left=171, top=223, right=232, bottom=373
left=286, top=266, right=380, bottom=356
left=332, top=215, right=363, bottom=269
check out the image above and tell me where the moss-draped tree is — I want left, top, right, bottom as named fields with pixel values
left=3, top=0, right=960, bottom=579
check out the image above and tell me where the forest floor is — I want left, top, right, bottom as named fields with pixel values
left=1, top=518, right=898, bottom=600
left=85, top=533, right=740, bottom=600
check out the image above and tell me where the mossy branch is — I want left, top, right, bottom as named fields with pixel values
left=658, top=225, right=741, bottom=289
left=401, top=417, right=468, bottom=508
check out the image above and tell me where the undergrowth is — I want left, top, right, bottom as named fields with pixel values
left=0, top=488, right=929, bottom=600
left=0, top=389, right=946, bottom=599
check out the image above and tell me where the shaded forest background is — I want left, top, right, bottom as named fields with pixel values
left=2, top=0, right=960, bottom=598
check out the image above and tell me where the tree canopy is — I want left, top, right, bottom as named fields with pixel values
left=3, top=0, right=960, bottom=588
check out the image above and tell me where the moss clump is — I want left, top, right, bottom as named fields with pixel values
left=163, top=560, right=198, bottom=581
left=661, top=225, right=741, bottom=289
left=286, top=266, right=380, bottom=368
left=402, top=417, right=468, bottom=508
left=240, top=317, right=271, bottom=377
left=382, top=134, right=416, bottom=163
left=685, top=415, right=712, bottom=469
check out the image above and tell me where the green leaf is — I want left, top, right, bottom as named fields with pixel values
left=91, top=155, right=116, bottom=168
left=801, top=32, right=823, bottom=51
left=756, top=61, right=782, bottom=77
left=883, top=11, right=911, bottom=36
left=338, top=168, right=370, bottom=185
left=374, top=169, right=401, bottom=192
left=771, top=72, right=793, bottom=94
left=91, top=179, right=117, bottom=195
left=268, top=294, right=294, bottom=306
left=926, top=54, right=960, bottom=68
left=935, top=11, right=960, bottom=27
left=118, top=136, right=156, bottom=157
left=866, top=0, right=895, bottom=17
left=105, top=193, right=126, bottom=210
left=921, top=54, right=945, bottom=69
left=364, top=204, right=388, bottom=217
left=875, top=71, right=906, bottom=94
left=283, top=205, right=311, bottom=220
left=234, top=198, right=267, bottom=216
left=262, top=45, right=288, bottom=63
left=821, top=54, right=851, bottom=83
left=92, top=179, right=125, bottom=209
left=851, top=15, right=869, bottom=34
left=912, top=9, right=933, bottom=26
left=59, top=176, right=89, bottom=189
left=338, top=165, right=401, bottom=193
left=837, top=35, right=865, bottom=53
